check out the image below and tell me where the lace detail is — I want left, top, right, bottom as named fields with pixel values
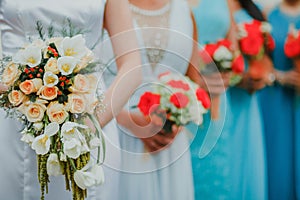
left=130, top=2, right=171, bottom=70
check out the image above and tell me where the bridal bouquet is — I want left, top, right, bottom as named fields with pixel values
left=199, top=38, right=245, bottom=119
left=237, top=19, right=275, bottom=81
left=0, top=34, right=105, bottom=200
left=137, top=72, right=210, bottom=133
left=284, top=24, right=300, bottom=71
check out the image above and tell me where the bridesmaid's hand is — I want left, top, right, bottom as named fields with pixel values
left=238, top=73, right=266, bottom=93
left=275, top=69, right=300, bottom=89
left=200, top=72, right=231, bottom=96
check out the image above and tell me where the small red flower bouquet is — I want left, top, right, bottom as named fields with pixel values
left=284, top=24, right=300, bottom=71
left=137, top=72, right=210, bottom=133
left=237, top=19, right=275, bottom=81
left=199, top=38, right=245, bottom=119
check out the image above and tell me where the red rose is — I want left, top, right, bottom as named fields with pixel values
left=167, top=80, right=190, bottom=91
left=240, top=34, right=264, bottom=56
left=244, top=20, right=262, bottom=36
left=217, top=39, right=232, bottom=49
left=137, top=92, right=161, bottom=116
left=196, top=88, right=211, bottom=109
left=170, top=92, right=189, bottom=108
left=204, top=43, right=219, bottom=57
left=284, top=33, right=300, bottom=58
left=239, top=20, right=266, bottom=56
left=231, top=54, right=245, bottom=74
left=267, top=35, right=276, bottom=51
left=199, top=43, right=219, bottom=64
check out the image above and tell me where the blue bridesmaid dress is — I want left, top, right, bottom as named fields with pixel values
left=189, top=0, right=234, bottom=199
left=230, top=9, right=268, bottom=200
left=259, top=6, right=300, bottom=200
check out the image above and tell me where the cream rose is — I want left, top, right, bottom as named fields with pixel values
left=69, top=74, right=97, bottom=93
left=47, top=101, right=69, bottom=124
left=2, top=62, right=21, bottom=87
left=19, top=78, right=43, bottom=95
left=38, top=86, right=59, bottom=100
left=67, top=94, right=86, bottom=114
left=19, top=100, right=47, bottom=122
left=74, top=50, right=94, bottom=73
left=44, top=57, right=59, bottom=74
left=8, top=90, right=27, bottom=106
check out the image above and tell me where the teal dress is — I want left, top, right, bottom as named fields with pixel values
left=230, top=9, right=268, bottom=200
left=189, top=0, right=234, bottom=199
left=259, top=6, right=300, bottom=200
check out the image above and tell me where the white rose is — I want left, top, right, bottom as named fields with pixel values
left=33, top=122, right=44, bottom=131
left=261, top=22, right=272, bottom=33
left=44, top=57, right=60, bottom=74
left=213, top=46, right=233, bottom=62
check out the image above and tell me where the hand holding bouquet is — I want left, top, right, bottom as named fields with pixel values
left=137, top=72, right=210, bottom=134
left=237, top=19, right=275, bottom=81
left=284, top=23, right=300, bottom=71
left=0, top=34, right=105, bottom=200
left=199, top=38, right=245, bottom=119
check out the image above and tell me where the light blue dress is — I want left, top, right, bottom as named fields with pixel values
left=189, top=0, right=235, bottom=199
left=230, top=8, right=268, bottom=200
left=259, top=6, right=300, bottom=200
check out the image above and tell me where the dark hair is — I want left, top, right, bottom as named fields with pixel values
left=238, top=0, right=265, bottom=21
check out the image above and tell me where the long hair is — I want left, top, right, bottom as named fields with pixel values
left=238, top=0, right=265, bottom=21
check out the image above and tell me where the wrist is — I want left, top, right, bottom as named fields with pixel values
left=275, top=70, right=285, bottom=85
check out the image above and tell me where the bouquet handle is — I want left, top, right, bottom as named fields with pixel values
left=210, top=95, right=220, bottom=120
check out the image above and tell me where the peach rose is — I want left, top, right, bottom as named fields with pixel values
left=8, top=90, right=27, bottom=106
left=2, top=62, right=21, bottom=87
left=38, top=86, right=59, bottom=100
left=67, top=94, right=86, bottom=114
left=47, top=101, right=69, bottom=124
left=44, top=58, right=59, bottom=74
left=19, top=78, right=43, bottom=95
left=18, top=100, right=47, bottom=122
left=69, top=74, right=97, bottom=93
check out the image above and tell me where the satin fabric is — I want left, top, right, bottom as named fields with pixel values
left=0, top=0, right=121, bottom=199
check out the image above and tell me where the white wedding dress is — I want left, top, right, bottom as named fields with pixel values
left=0, top=0, right=121, bottom=199
left=103, top=0, right=195, bottom=199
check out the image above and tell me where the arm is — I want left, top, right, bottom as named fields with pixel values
left=186, top=13, right=230, bottom=95
left=97, top=0, right=142, bottom=127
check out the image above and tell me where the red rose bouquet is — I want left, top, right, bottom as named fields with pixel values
left=237, top=19, right=275, bottom=81
left=137, top=72, right=210, bottom=133
left=0, top=34, right=105, bottom=200
left=199, top=38, right=245, bottom=119
left=284, top=23, right=300, bottom=71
